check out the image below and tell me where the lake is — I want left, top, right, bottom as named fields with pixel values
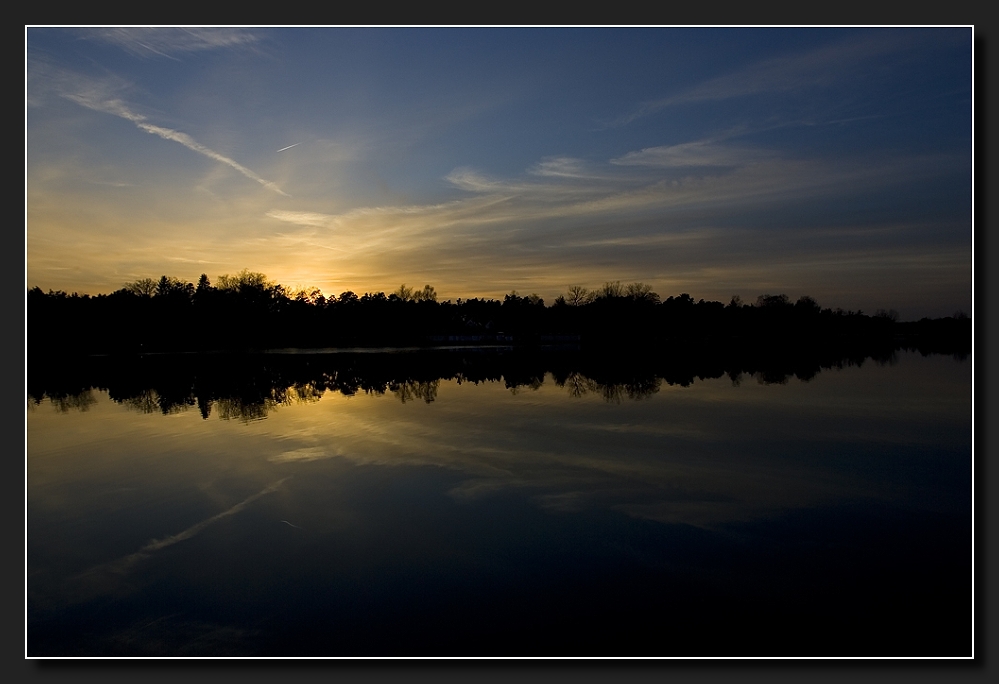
left=26, top=347, right=972, bottom=656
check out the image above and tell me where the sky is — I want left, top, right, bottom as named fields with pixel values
left=26, top=27, right=972, bottom=319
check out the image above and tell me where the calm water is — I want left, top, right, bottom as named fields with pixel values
left=26, top=349, right=972, bottom=656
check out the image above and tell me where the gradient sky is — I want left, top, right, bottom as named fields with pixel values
left=26, top=27, right=972, bottom=319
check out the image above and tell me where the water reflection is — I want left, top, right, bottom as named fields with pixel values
left=26, top=345, right=942, bottom=420
left=27, top=349, right=971, bottom=656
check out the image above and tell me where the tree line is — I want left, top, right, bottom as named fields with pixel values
left=27, top=270, right=971, bottom=355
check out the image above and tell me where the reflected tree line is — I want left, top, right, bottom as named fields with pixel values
left=27, top=344, right=959, bottom=421
left=28, top=271, right=970, bottom=355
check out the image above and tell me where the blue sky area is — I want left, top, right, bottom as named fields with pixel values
left=26, top=27, right=972, bottom=319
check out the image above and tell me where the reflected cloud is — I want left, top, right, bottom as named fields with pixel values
left=52, top=478, right=290, bottom=606
left=270, top=447, right=340, bottom=463
left=142, top=478, right=289, bottom=554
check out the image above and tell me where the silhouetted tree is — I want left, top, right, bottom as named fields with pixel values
left=414, top=284, right=437, bottom=302
left=598, top=281, right=624, bottom=299
left=125, top=278, right=157, bottom=298
left=625, top=282, right=659, bottom=303
left=564, top=285, right=594, bottom=306
left=757, top=294, right=791, bottom=308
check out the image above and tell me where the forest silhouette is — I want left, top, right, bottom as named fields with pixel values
left=28, top=270, right=970, bottom=356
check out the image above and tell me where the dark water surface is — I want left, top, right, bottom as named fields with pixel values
left=26, top=349, right=972, bottom=656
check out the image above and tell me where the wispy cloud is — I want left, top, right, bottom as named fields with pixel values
left=62, top=83, right=288, bottom=196
left=610, top=32, right=917, bottom=127
left=265, top=210, right=336, bottom=228
left=444, top=167, right=505, bottom=193
left=80, top=27, right=260, bottom=59
left=444, top=167, right=625, bottom=202
left=261, top=145, right=957, bottom=264
left=611, top=140, right=775, bottom=168
left=529, top=157, right=591, bottom=178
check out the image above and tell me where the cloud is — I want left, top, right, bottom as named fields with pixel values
left=529, top=157, right=590, bottom=178
left=253, top=145, right=961, bottom=287
left=265, top=210, right=336, bottom=228
left=445, top=167, right=505, bottom=193
left=444, top=167, right=627, bottom=203
left=441, top=156, right=880, bottom=222
left=266, top=195, right=518, bottom=237
left=611, top=141, right=775, bottom=168
left=61, top=85, right=288, bottom=196
left=611, top=32, right=918, bottom=127
left=80, top=27, right=260, bottom=59
left=563, top=230, right=722, bottom=250
left=164, top=255, right=218, bottom=265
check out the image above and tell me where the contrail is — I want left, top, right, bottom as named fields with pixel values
left=39, top=477, right=293, bottom=608
left=76, top=477, right=292, bottom=580
left=277, top=142, right=301, bottom=152
left=64, top=92, right=289, bottom=196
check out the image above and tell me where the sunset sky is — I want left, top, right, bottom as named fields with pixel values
left=26, top=27, right=972, bottom=319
